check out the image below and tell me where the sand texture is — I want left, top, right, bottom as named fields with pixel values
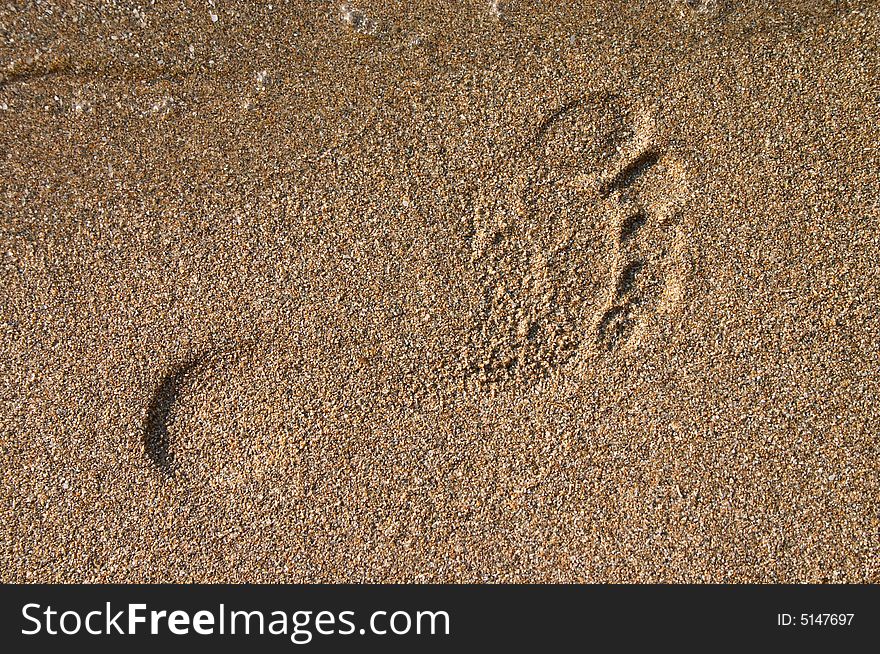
left=1, top=1, right=878, bottom=582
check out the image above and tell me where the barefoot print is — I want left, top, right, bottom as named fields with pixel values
left=141, top=96, right=692, bottom=473
left=142, top=341, right=312, bottom=496
left=467, top=96, right=691, bottom=382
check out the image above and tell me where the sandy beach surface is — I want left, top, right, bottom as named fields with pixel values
left=1, top=1, right=878, bottom=582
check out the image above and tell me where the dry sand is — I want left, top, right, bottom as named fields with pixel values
left=1, top=1, right=878, bottom=582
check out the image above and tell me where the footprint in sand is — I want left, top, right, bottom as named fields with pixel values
left=467, top=96, right=691, bottom=381
left=142, top=343, right=310, bottom=495
left=141, top=334, right=400, bottom=490
left=141, top=96, right=692, bottom=474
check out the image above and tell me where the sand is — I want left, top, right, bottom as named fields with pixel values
left=1, top=1, right=878, bottom=582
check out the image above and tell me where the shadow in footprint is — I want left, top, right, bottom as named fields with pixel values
left=144, top=358, right=201, bottom=476
left=600, top=150, right=660, bottom=197
left=619, top=210, right=647, bottom=242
